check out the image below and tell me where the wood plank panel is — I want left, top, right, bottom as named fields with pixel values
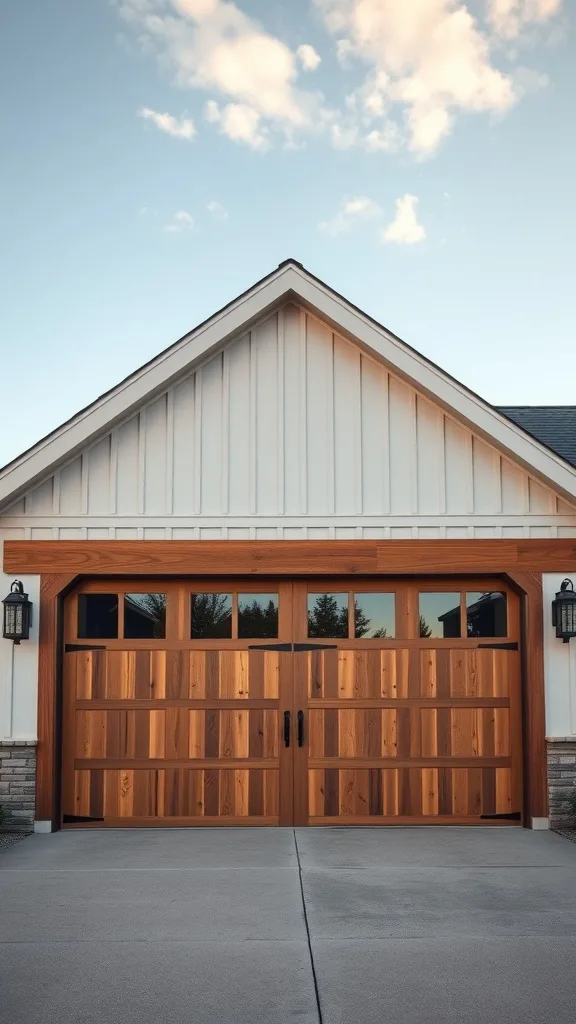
left=304, top=636, right=521, bottom=824
left=62, top=643, right=289, bottom=826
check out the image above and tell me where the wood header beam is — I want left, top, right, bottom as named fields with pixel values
left=5, top=538, right=576, bottom=577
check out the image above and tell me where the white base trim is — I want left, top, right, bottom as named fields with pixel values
left=34, top=820, right=53, bottom=834
left=530, top=817, right=550, bottom=830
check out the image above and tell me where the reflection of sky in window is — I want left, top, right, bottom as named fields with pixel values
left=125, top=593, right=164, bottom=611
left=238, top=594, right=278, bottom=613
left=419, top=593, right=460, bottom=638
left=354, top=593, right=395, bottom=638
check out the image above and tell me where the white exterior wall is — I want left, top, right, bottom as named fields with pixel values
left=1, top=302, right=575, bottom=742
left=0, top=553, right=40, bottom=741
left=543, top=573, right=576, bottom=739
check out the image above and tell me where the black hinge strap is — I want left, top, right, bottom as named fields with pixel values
left=63, top=814, right=105, bottom=823
left=65, top=644, right=107, bottom=652
left=480, top=812, right=521, bottom=820
left=477, top=642, right=519, bottom=650
left=293, top=643, right=338, bottom=651
left=248, top=643, right=293, bottom=651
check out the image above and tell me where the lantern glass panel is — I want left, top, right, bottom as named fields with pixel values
left=561, top=603, right=576, bottom=634
left=5, top=606, right=17, bottom=635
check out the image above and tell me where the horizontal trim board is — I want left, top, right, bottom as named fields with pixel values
left=74, top=758, right=279, bottom=770
left=62, top=818, right=279, bottom=828
left=75, top=699, right=279, bottom=710
left=311, top=698, right=510, bottom=708
left=3, top=515, right=576, bottom=528
left=309, top=817, right=520, bottom=826
left=5, top=537, right=576, bottom=575
left=63, top=639, right=519, bottom=651
left=308, top=757, right=510, bottom=768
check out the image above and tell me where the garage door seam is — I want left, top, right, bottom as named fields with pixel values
left=293, top=829, right=323, bottom=1024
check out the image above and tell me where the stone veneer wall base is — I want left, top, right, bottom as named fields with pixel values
left=547, top=738, right=576, bottom=828
left=0, top=740, right=37, bottom=832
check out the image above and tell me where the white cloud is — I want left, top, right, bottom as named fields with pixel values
left=320, top=195, right=382, bottom=236
left=382, top=194, right=426, bottom=245
left=165, top=209, right=194, bottom=232
left=121, top=0, right=561, bottom=157
left=138, top=106, right=196, bottom=139
left=365, top=124, right=401, bottom=152
left=487, top=0, right=563, bottom=40
left=296, top=43, right=321, bottom=70
left=207, top=199, right=229, bottom=220
left=204, top=100, right=269, bottom=149
left=120, top=0, right=326, bottom=149
left=314, top=0, right=525, bottom=154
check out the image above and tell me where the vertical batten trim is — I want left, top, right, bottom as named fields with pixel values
left=464, top=429, right=474, bottom=514
left=193, top=369, right=202, bottom=514
left=442, top=415, right=449, bottom=516
left=249, top=331, right=257, bottom=516
left=137, top=409, right=146, bottom=516
left=276, top=308, right=285, bottom=515
left=355, top=348, right=363, bottom=514
left=299, top=308, right=308, bottom=515
left=52, top=472, right=61, bottom=516
left=80, top=452, right=89, bottom=515
left=109, top=431, right=118, bottom=515
left=384, top=371, right=391, bottom=514
left=522, top=474, right=532, bottom=515
left=327, top=333, right=336, bottom=515
left=495, top=451, right=503, bottom=514
left=408, top=387, right=418, bottom=514
left=437, top=409, right=447, bottom=514
left=221, top=351, right=230, bottom=515
left=165, top=389, right=174, bottom=516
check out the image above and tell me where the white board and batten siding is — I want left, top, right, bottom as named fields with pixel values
left=1, top=304, right=576, bottom=540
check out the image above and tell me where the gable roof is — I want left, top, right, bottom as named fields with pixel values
left=497, top=407, right=576, bottom=469
left=2, top=258, right=576, bottom=510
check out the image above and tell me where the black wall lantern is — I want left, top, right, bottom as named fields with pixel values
left=2, top=580, right=32, bottom=644
left=552, top=578, right=576, bottom=643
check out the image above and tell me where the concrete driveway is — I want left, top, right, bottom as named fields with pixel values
left=2, top=828, right=576, bottom=1024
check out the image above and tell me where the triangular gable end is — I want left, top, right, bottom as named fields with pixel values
left=1, top=260, right=576, bottom=519
left=2, top=300, right=576, bottom=538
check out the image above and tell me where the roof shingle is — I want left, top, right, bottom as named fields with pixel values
left=497, top=407, right=576, bottom=468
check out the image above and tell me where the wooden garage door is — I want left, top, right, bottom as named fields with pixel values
left=62, top=577, right=522, bottom=826
left=292, top=580, right=522, bottom=825
left=62, top=581, right=295, bottom=826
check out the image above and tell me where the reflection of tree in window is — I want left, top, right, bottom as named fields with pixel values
left=354, top=601, right=388, bottom=638
left=191, top=593, right=232, bottom=639
left=238, top=597, right=278, bottom=639
left=308, top=594, right=349, bottom=638
left=419, top=615, right=433, bottom=638
left=124, top=593, right=166, bottom=638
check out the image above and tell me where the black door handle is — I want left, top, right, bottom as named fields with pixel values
left=297, top=710, right=304, bottom=747
left=284, top=711, right=291, bottom=747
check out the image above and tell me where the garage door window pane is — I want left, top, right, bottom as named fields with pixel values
left=308, top=593, right=349, bottom=638
left=78, top=594, right=118, bottom=639
left=191, top=593, right=232, bottom=638
left=354, top=593, right=395, bottom=638
left=419, top=592, right=461, bottom=638
left=238, top=593, right=279, bottom=638
left=124, top=593, right=166, bottom=639
left=466, top=592, right=507, bottom=637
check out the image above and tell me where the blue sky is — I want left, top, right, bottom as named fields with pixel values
left=1, top=0, right=575, bottom=468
